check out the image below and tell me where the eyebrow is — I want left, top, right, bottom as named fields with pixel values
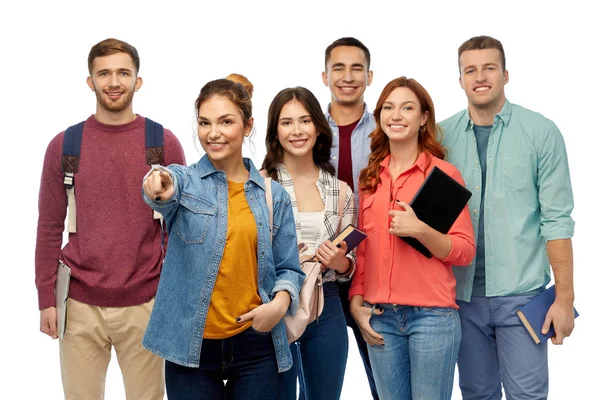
left=330, top=62, right=365, bottom=69
left=279, top=114, right=311, bottom=121
left=462, top=62, right=499, bottom=71
left=383, top=100, right=417, bottom=106
left=96, top=68, right=133, bottom=74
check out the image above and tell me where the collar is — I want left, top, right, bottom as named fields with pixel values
left=462, top=99, right=513, bottom=131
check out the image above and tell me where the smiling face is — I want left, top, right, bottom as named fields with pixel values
left=322, top=46, right=373, bottom=107
left=380, top=87, right=428, bottom=145
left=459, top=48, right=509, bottom=111
left=276, top=98, right=319, bottom=162
left=86, top=52, right=142, bottom=115
left=197, top=95, right=252, bottom=171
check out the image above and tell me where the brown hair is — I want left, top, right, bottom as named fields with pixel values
left=359, top=77, right=446, bottom=194
left=88, top=38, right=140, bottom=75
left=262, top=87, right=335, bottom=179
left=195, top=73, right=253, bottom=128
left=458, top=35, right=506, bottom=72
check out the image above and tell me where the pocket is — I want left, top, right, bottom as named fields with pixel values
left=361, top=194, right=377, bottom=233
left=420, top=306, right=453, bottom=316
left=501, top=154, right=530, bottom=191
left=248, top=325, right=272, bottom=336
left=174, top=194, right=217, bottom=244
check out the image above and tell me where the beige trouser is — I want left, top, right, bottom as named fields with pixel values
left=59, top=298, right=164, bottom=400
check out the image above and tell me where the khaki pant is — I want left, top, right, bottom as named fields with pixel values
left=59, top=298, right=164, bottom=400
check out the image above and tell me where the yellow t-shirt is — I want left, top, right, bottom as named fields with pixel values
left=203, top=180, right=262, bottom=339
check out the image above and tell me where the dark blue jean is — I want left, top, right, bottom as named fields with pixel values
left=165, top=327, right=281, bottom=400
left=281, top=282, right=349, bottom=400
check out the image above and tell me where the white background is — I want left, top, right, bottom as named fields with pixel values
left=1, top=0, right=597, bottom=398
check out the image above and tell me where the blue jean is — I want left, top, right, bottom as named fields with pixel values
left=457, top=294, right=548, bottom=400
left=164, top=327, right=281, bottom=400
left=281, top=282, right=349, bottom=400
left=366, top=304, right=461, bottom=400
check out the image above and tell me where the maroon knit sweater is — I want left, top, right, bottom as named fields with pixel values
left=35, top=115, right=186, bottom=310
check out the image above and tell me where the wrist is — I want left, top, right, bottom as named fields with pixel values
left=337, top=257, right=351, bottom=275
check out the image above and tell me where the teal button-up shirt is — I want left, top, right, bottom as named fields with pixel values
left=440, top=100, right=575, bottom=302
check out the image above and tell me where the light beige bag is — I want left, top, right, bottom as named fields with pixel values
left=262, top=173, right=346, bottom=343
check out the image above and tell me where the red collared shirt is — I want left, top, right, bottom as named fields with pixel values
left=349, top=152, right=475, bottom=308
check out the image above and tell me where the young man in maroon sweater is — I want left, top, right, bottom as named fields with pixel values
left=35, top=38, right=185, bottom=399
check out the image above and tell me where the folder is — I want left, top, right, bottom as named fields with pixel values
left=400, top=166, right=472, bottom=258
left=56, top=260, right=72, bottom=340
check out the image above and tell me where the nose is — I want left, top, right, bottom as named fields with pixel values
left=109, top=73, right=120, bottom=88
left=292, top=121, right=303, bottom=135
left=343, top=69, right=353, bottom=82
left=391, top=108, right=403, bottom=121
left=475, top=69, right=486, bottom=82
left=207, top=123, right=220, bottom=140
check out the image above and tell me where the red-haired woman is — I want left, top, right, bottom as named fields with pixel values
left=349, top=77, right=475, bottom=400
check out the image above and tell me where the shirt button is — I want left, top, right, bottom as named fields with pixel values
left=476, top=186, right=480, bottom=190
left=473, top=209, right=478, bottom=213
left=333, top=156, right=337, bottom=160
left=333, top=132, right=337, bottom=136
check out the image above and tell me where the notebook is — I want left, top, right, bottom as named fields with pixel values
left=516, top=285, right=580, bottom=344
left=400, top=166, right=472, bottom=258
left=331, top=224, right=367, bottom=254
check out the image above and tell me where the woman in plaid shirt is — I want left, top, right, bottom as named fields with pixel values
left=262, top=87, right=356, bottom=400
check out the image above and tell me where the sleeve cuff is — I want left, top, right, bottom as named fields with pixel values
left=271, top=280, right=299, bottom=316
left=38, top=286, right=56, bottom=310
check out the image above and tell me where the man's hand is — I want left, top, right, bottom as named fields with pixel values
left=542, top=299, right=575, bottom=345
left=40, top=307, right=58, bottom=339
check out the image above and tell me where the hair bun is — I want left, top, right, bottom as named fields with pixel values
left=225, top=73, right=253, bottom=99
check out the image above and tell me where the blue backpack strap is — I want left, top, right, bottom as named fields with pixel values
left=61, top=121, right=85, bottom=177
left=61, top=121, right=85, bottom=233
left=144, top=117, right=164, bottom=165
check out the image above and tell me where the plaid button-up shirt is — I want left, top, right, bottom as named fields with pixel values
left=275, top=164, right=357, bottom=282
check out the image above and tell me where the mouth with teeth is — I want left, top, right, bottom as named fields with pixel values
left=208, top=142, right=226, bottom=148
left=474, top=86, right=491, bottom=92
left=289, top=139, right=308, bottom=147
left=106, top=91, right=124, bottom=100
left=388, top=124, right=408, bottom=130
left=337, top=86, right=358, bottom=94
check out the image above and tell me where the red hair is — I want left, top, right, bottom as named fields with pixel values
left=359, top=77, right=446, bottom=194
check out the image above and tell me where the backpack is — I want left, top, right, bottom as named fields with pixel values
left=61, top=118, right=165, bottom=233
left=261, top=171, right=347, bottom=343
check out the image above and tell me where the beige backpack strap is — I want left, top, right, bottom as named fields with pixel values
left=259, top=170, right=274, bottom=243
left=64, top=173, right=77, bottom=233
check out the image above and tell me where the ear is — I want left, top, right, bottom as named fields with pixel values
left=367, top=70, right=373, bottom=86
left=504, top=69, right=509, bottom=85
left=321, top=71, right=329, bottom=87
left=245, top=117, right=255, bottom=137
left=421, top=111, right=429, bottom=127
left=134, top=76, right=143, bottom=92
left=86, top=76, right=94, bottom=91
left=459, top=75, right=464, bottom=90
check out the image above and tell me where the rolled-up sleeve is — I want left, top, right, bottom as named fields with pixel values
left=537, top=119, right=575, bottom=241
left=270, top=193, right=305, bottom=316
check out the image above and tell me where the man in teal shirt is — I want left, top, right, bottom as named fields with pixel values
left=440, top=35, right=576, bottom=400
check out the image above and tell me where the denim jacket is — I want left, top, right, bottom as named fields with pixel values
left=141, top=156, right=304, bottom=372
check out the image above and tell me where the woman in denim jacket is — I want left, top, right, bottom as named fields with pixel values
left=262, top=87, right=357, bottom=400
left=141, top=75, right=304, bottom=400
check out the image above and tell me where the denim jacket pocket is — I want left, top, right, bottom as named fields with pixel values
left=174, top=193, right=217, bottom=244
